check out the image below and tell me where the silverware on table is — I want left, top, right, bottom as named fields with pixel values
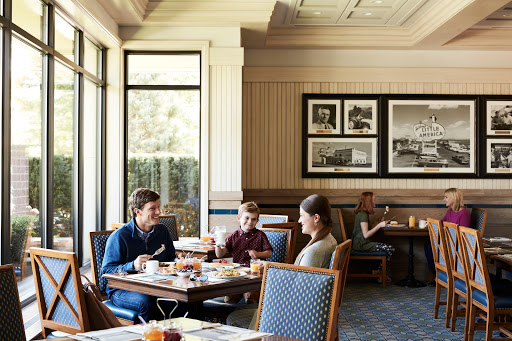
left=152, top=244, right=165, bottom=257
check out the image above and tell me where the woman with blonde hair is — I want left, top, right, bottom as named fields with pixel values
left=294, top=194, right=337, bottom=269
left=351, top=192, right=394, bottom=261
left=441, top=188, right=470, bottom=227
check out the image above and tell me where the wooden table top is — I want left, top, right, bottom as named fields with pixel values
left=103, top=270, right=262, bottom=303
left=34, top=318, right=304, bottom=341
left=381, top=226, right=430, bottom=237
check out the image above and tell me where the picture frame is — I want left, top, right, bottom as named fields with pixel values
left=386, top=97, right=476, bottom=175
left=307, top=99, right=341, bottom=135
left=486, top=139, right=512, bottom=175
left=486, top=100, right=512, bottom=136
left=304, top=137, right=378, bottom=176
left=343, top=99, right=378, bottom=135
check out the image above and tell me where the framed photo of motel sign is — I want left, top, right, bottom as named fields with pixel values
left=305, top=137, right=378, bottom=175
left=387, top=98, right=476, bottom=175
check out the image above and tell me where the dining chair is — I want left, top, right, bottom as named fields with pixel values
left=337, top=208, right=387, bottom=287
left=330, top=239, right=352, bottom=303
left=0, top=264, right=26, bottom=341
left=30, top=247, right=90, bottom=338
left=257, top=226, right=296, bottom=264
left=255, top=262, right=341, bottom=341
left=110, top=223, right=124, bottom=230
left=159, top=214, right=179, bottom=241
left=255, top=214, right=288, bottom=228
left=470, top=207, right=487, bottom=236
left=443, top=222, right=470, bottom=334
left=89, top=231, right=139, bottom=325
left=458, top=225, right=512, bottom=340
left=427, top=218, right=453, bottom=328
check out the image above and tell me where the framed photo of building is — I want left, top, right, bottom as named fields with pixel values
left=343, top=99, right=378, bottom=135
left=304, top=137, right=378, bottom=176
left=486, top=139, right=512, bottom=175
left=386, top=98, right=476, bottom=175
left=307, top=99, right=341, bottom=135
left=486, top=100, right=512, bottom=136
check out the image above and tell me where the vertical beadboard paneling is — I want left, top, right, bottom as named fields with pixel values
left=210, top=65, right=242, bottom=191
left=242, top=79, right=512, bottom=190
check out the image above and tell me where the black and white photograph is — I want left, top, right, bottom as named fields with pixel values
left=343, top=99, right=377, bottom=135
left=388, top=99, right=475, bottom=174
left=486, top=100, right=512, bottom=135
left=307, top=137, right=377, bottom=174
left=307, top=99, right=341, bottom=135
left=487, top=139, right=512, bottom=174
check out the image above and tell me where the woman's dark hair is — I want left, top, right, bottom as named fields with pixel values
left=294, top=194, right=333, bottom=265
left=354, top=192, right=375, bottom=215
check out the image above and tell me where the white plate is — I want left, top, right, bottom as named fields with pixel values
left=385, top=224, right=407, bottom=228
left=489, top=237, right=512, bottom=243
left=206, top=262, right=240, bottom=269
left=206, top=270, right=247, bottom=280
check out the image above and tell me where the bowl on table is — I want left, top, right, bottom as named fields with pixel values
left=176, top=270, right=193, bottom=278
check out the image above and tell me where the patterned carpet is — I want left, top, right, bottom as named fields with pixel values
left=339, top=281, right=505, bottom=340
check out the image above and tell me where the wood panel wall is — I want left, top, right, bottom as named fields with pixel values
left=242, top=79, right=512, bottom=190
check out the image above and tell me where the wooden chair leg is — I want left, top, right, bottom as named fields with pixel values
left=434, top=281, right=441, bottom=319
left=467, top=302, right=476, bottom=341
left=381, top=257, right=386, bottom=288
left=485, top=311, right=494, bottom=341
left=445, top=286, right=453, bottom=329
left=451, top=294, right=459, bottom=332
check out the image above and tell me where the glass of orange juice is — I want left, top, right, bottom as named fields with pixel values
left=193, top=258, right=202, bottom=271
left=250, top=259, right=261, bottom=273
left=143, top=320, right=163, bottom=341
left=200, top=234, right=210, bottom=243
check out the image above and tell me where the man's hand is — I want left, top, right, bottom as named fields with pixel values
left=133, top=254, right=152, bottom=270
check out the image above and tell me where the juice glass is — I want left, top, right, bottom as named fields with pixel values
left=250, top=259, right=261, bottom=273
left=409, top=216, right=416, bottom=228
left=200, top=235, right=211, bottom=243
left=193, top=258, right=202, bottom=271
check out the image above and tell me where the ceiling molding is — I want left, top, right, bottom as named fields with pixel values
left=128, top=0, right=148, bottom=21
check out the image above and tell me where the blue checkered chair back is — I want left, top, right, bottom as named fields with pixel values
left=470, top=208, right=487, bottom=235
left=428, top=219, right=448, bottom=268
left=159, top=215, right=179, bottom=241
left=90, top=231, right=113, bottom=293
left=257, top=264, right=339, bottom=341
left=459, top=227, right=486, bottom=287
left=256, top=215, right=288, bottom=228
left=262, top=230, right=290, bottom=263
left=0, top=265, right=26, bottom=341
left=30, top=248, right=88, bottom=337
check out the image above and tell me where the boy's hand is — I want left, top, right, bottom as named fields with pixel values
left=248, top=249, right=258, bottom=259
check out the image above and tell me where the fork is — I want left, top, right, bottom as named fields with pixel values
left=152, top=244, right=165, bottom=257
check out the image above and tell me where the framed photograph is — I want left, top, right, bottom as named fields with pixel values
left=307, top=99, right=341, bottom=135
left=486, top=100, right=512, bottom=135
left=387, top=98, right=476, bottom=175
left=343, top=99, right=378, bottom=135
left=305, top=137, right=378, bottom=176
left=486, top=139, right=512, bottom=174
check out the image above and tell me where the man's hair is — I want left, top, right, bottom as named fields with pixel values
left=129, top=188, right=160, bottom=218
left=238, top=201, right=260, bottom=217
left=318, top=106, right=330, bottom=114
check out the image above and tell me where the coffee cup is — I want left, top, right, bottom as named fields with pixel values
left=418, top=220, right=427, bottom=229
left=142, top=260, right=159, bottom=274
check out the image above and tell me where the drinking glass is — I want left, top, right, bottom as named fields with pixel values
left=250, top=259, right=262, bottom=273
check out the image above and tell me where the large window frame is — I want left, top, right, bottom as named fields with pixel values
left=0, top=0, right=106, bottom=279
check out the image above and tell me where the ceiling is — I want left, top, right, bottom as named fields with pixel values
left=97, top=0, right=512, bottom=49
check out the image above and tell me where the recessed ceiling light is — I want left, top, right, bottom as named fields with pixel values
left=364, top=12, right=373, bottom=16
left=312, top=11, right=322, bottom=15
left=372, top=0, right=384, bottom=3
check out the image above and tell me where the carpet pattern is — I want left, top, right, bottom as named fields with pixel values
left=339, top=281, right=506, bottom=340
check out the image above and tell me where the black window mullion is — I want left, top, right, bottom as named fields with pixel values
left=1, top=0, right=12, bottom=264
left=75, top=30, right=84, bottom=264
left=99, top=48, right=107, bottom=231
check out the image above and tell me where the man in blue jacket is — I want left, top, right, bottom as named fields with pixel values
left=102, top=188, right=177, bottom=321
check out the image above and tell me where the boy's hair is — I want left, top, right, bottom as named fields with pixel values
left=444, top=188, right=464, bottom=211
left=354, top=192, right=375, bottom=215
left=129, top=188, right=160, bottom=217
left=238, top=201, right=260, bottom=217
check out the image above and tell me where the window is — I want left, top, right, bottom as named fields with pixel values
left=126, top=52, right=200, bottom=237
left=1, top=0, right=106, bottom=299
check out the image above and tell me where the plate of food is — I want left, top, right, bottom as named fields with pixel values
left=157, top=267, right=177, bottom=275
left=209, top=261, right=240, bottom=270
left=488, top=237, right=512, bottom=243
left=386, top=221, right=407, bottom=228
left=207, top=269, right=247, bottom=280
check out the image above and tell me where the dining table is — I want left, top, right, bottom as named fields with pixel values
left=483, top=237, right=512, bottom=275
left=33, top=317, right=305, bottom=341
left=382, top=225, right=429, bottom=287
left=174, top=240, right=226, bottom=261
left=103, top=264, right=261, bottom=317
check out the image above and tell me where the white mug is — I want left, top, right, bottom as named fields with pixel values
left=142, top=260, right=159, bottom=274
left=418, top=220, right=428, bottom=229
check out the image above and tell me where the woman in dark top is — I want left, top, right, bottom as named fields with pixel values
left=351, top=192, right=394, bottom=261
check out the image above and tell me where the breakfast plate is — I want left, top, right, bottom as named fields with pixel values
left=385, top=224, right=407, bottom=228
left=488, top=237, right=512, bottom=243
left=206, top=270, right=247, bottom=280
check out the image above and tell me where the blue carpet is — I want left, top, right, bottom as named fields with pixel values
left=339, top=281, right=506, bottom=340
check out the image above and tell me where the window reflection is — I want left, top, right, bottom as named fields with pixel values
left=12, top=0, right=47, bottom=42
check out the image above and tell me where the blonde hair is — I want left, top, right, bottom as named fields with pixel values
left=238, top=201, right=260, bottom=217
left=444, top=188, right=464, bottom=211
